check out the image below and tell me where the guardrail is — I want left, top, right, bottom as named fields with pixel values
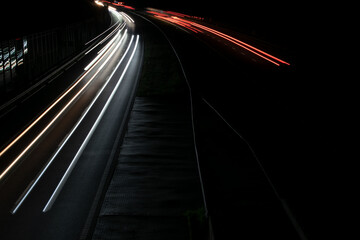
left=1, top=17, right=109, bottom=100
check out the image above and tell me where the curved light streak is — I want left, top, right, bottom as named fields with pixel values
left=151, top=12, right=290, bottom=66
left=12, top=32, right=130, bottom=214
left=0, top=24, right=124, bottom=161
left=43, top=35, right=139, bottom=212
left=0, top=28, right=127, bottom=181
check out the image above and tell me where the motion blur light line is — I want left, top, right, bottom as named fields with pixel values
left=120, top=12, right=134, bottom=23
left=0, top=29, right=128, bottom=181
left=98, top=18, right=123, bottom=45
left=198, top=25, right=281, bottom=66
left=108, top=6, right=116, bottom=11
left=188, top=21, right=290, bottom=65
left=98, top=24, right=125, bottom=55
left=0, top=17, right=124, bottom=160
left=12, top=32, right=129, bottom=214
left=181, top=17, right=285, bottom=65
left=85, top=16, right=123, bottom=47
left=165, top=11, right=192, bottom=18
left=120, top=4, right=136, bottom=10
left=94, top=0, right=104, bottom=7
left=147, top=10, right=168, bottom=17
left=84, top=25, right=125, bottom=71
left=85, top=22, right=125, bottom=54
left=84, top=33, right=118, bottom=71
left=43, top=35, right=139, bottom=213
left=154, top=15, right=201, bottom=33
left=153, top=13, right=289, bottom=66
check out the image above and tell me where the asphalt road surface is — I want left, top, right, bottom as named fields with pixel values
left=1, top=4, right=315, bottom=240
left=139, top=9, right=308, bottom=239
left=0, top=9, right=143, bottom=240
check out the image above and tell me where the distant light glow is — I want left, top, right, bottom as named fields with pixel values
left=94, top=0, right=104, bottom=7
left=108, top=6, right=116, bottom=11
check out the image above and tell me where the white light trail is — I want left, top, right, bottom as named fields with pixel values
left=85, top=22, right=125, bottom=55
left=43, top=35, right=139, bottom=212
left=0, top=29, right=128, bottom=181
left=108, top=6, right=116, bottom=12
left=120, top=12, right=134, bottom=23
left=0, top=18, right=124, bottom=160
left=11, top=32, right=130, bottom=214
left=84, top=27, right=122, bottom=71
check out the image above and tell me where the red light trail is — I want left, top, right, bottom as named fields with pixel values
left=155, top=15, right=203, bottom=33
left=148, top=11, right=290, bottom=66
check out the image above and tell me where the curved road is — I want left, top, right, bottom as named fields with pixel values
left=0, top=4, right=309, bottom=240
left=0, top=9, right=143, bottom=240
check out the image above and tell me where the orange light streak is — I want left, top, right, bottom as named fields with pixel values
left=146, top=10, right=168, bottom=17
left=165, top=11, right=192, bottom=18
left=149, top=11, right=290, bottom=66
left=155, top=15, right=202, bottom=33
left=122, top=5, right=135, bottom=10
left=186, top=20, right=290, bottom=65
left=187, top=22, right=280, bottom=66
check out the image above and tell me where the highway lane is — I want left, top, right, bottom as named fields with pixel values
left=0, top=8, right=143, bottom=240
left=139, top=9, right=307, bottom=239
left=0, top=8, right=124, bottom=170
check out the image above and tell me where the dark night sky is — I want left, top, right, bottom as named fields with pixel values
left=3, top=0, right=300, bottom=51
left=126, top=0, right=299, bottom=51
left=2, top=0, right=102, bottom=40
